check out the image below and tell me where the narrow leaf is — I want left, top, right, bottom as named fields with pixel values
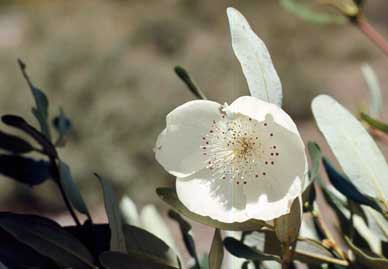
left=2, top=115, right=56, bottom=157
left=168, top=210, right=199, bottom=268
left=156, top=188, right=265, bottom=231
left=0, top=154, right=50, bottom=186
left=0, top=213, right=95, bottom=269
left=123, top=224, right=180, bottom=267
left=361, top=112, right=388, bottom=134
left=223, top=237, right=280, bottom=262
left=0, top=227, right=56, bottom=268
left=174, top=66, right=207, bottom=100
left=0, top=131, right=34, bottom=154
left=280, top=0, right=345, bottom=24
left=227, top=7, right=282, bottom=106
left=312, top=95, right=388, bottom=207
left=307, top=142, right=321, bottom=182
left=322, top=157, right=381, bottom=211
left=345, top=237, right=388, bottom=269
left=99, top=251, right=178, bottom=269
left=18, top=59, right=51, bottom=140
left=274, top=196, right=302, bottom=245
left=59, top=160, right=91, bottom=219
left=65, top=223, right=179, bottom=268
left=237, top=231, right=348, bottom=266
left=361, top=64, right=382, bottom=118
left=209, top=229, right=223, bottom=269
left=96, top=174, right=126, bottom=253
left=140, top=205, right=180, bottom=262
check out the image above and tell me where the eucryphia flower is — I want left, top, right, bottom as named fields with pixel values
left=154, top=8, right=307, bottom=223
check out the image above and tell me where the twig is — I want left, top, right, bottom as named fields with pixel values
left=353, top=15, right=388, bottom=57
left=49, top=155, right=81, bottom=227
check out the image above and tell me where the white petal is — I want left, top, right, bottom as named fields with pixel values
left=176, top=168, right=251, bottom=223
left=225, top=96, right=300, bottom=136
left=177, top=166, right=303, bottom=222
left=227, top=7, right=282, bottom=106
left=155, top=100, right=223, bottom=177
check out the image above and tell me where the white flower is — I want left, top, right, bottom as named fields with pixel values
left=154, top=8, right=307, bottom=223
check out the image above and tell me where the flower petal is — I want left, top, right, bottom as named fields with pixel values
left=176, top=168, right=252, bottom=223
left=176, top=167, right=302, bottom=222
left=155, top=100, right=223, bottom=177
left=225, top=96, right=298, bottom=134
left=226, top=96, right=308, bottom=188
left=227, top=7, right=282, bottom=106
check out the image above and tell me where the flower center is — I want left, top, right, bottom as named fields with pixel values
left=201, top=114, right=279, bottom=185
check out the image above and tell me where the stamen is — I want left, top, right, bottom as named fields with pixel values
left=201, top=114, right=280, bottom=184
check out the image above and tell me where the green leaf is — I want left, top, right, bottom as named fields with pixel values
left=345, top=237, right=388, bottom=269
left=59, top=160, right=91, bottom=220
left=312, top=95, right=388, bottom=209
left=18, top=59, right=51, bottom=141
left=224, top=237, right=280, bottom=262
left=239, top=230, right=349, bottom=266
left=0, top=213, right=95, bottom=269
left=302, top=142, right=321, bottom=211
left=307, top=142, right=321, bottom=183
left=322, top=157, right=382, bottom=212
left=274, top=196, right=302, bottom=246
left=123, top=224, right=180, bottom=268
left=95, top=173, right=126, bottom=253
left=99, top=251, right=179, bottom=269
left=139, top=204, right=179, bottom=260
left=168, top=210, right=199, bottom=268
left=280, top=0, right=345, bottom=24
left=0, top=226, right=56, bottom=268
left=0, top=154, right=50, bottom=186
left=0, top=130, right=34, bottom=154
left=156, top=188, right=265, bottom=231
left=209, top=229, right=223, bottom=269
left=174, top=66, right=207, bottom=100
left=361, top=112, right=388, bottom=134
left=2, top=115, right=56, bottom=157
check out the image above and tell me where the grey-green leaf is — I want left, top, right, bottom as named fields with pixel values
left=96, top=173, right=126, bottom=253
left=123, top=224, right=180, bottom=268
left=280, top=0, right=345, bottom=24
left=274, top=196, right=302, bottom=246
left=18, top=59, right=51, bottom=141
left=168, top=210, right=199, bottom=267
left=99, top=251, right=179, bottom=269
left=361, top=64, right=382, bottom=118
left=0, top=130, right=34, bottom=154
left=312, top=95, right=388, bottom=208
left=345, top=237, right=388, bottom=269
left=224, top=237, right=280, bottom=262
left=243, top=230, right=348, bottom=266
left=59, top=160, right=91, bottom=219
left=156, top=188, right=265, bottom=231
left=0, top=213, right=95, bottom=269
left=361, top=112, right=388, bottom=134
left=209, top=229, right=223, bottom=269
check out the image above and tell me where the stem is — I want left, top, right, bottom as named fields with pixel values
left=355, top=15, right=388, bottom=57
left=314, top=211, right=346, bottom=259
left=281, top=243, right=291, bottom=269
left=49, top=155, right=81, bottom=227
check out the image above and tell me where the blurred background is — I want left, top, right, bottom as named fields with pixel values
left=0, top=0, right=388, bottom=259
